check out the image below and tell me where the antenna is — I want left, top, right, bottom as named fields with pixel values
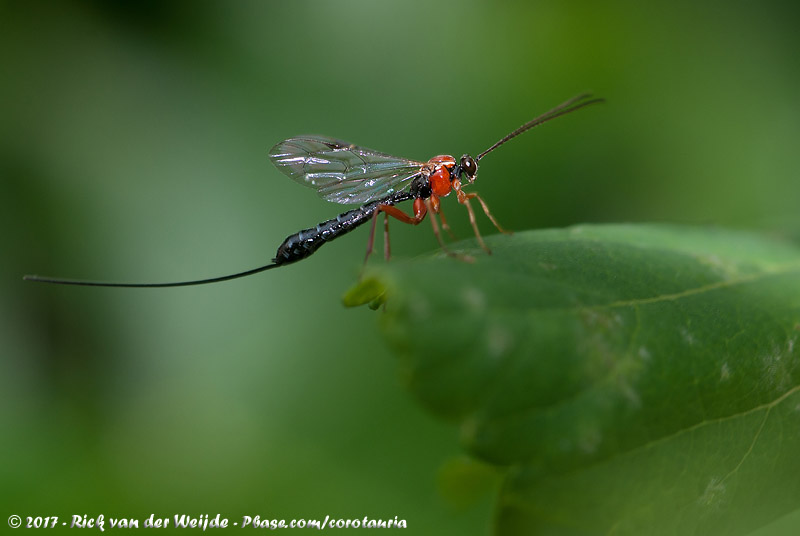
left=476, top=93, right=604, bottom=161
left=23, top=262, right=281, bottom=288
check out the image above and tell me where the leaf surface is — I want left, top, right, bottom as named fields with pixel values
left=357, top=224, right=800, bottom=535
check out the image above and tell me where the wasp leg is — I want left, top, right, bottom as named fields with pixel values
left=362, top=208, right=382, bottom=275
left=424, top=199, right=474, bottom=262
left=362, top=201, right=428, bottom=273
left=456, top=190, right=491, bottom=254
left=378, top=203, right=426, bottom=225
left=437, top=204, right=457, bottom=240
left=383, top=212, right=391, bottom=261
left=465, top=192, right=512, bottom=235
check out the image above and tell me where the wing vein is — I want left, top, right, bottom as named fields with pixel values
left=268, top=135, right=424, bottom=205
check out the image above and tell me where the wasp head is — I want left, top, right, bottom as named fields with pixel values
left=458, top=154, right=478, bottom=184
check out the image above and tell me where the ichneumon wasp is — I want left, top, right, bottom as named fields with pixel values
left=24, top=93, right=602, bottom=287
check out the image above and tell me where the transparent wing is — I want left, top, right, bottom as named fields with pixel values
left=269, top=135, right=424, bottom=205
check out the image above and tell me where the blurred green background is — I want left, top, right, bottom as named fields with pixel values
left=2, top=0, right=799, bottom=533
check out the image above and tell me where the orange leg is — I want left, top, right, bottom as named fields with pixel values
left=457, top=193, right=491, bottom=254
left=454, top=188, right=512, bottom=255
left=362, top=201, right=428, bottom=272
left=463, top=197, right=492, bottom=255
left=383, top=212, right=391, bottom=261
left=363, top=208, right=382, bottom=271
left=465, top=192, right=512, bottom=235
left=379, top=203, right=426, bottom=225
left=363, top=198, right=475, bottom=268
left=437, top=204, right=456, bottom=240
left=425, top=199, right=474, bottom=262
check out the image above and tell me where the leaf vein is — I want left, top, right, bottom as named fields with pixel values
left=601, top=264, right=800, bottom=309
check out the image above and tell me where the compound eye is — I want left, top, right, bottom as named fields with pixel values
left=461, top=155, right=477, bottom=177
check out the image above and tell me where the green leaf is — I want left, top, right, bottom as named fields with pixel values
left=342, top=276, right=387, bottom=309
left=358, top=224, right=800, bottom=535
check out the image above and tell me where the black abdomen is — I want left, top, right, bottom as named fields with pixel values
left=273, top=192, right=413, bottom=265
